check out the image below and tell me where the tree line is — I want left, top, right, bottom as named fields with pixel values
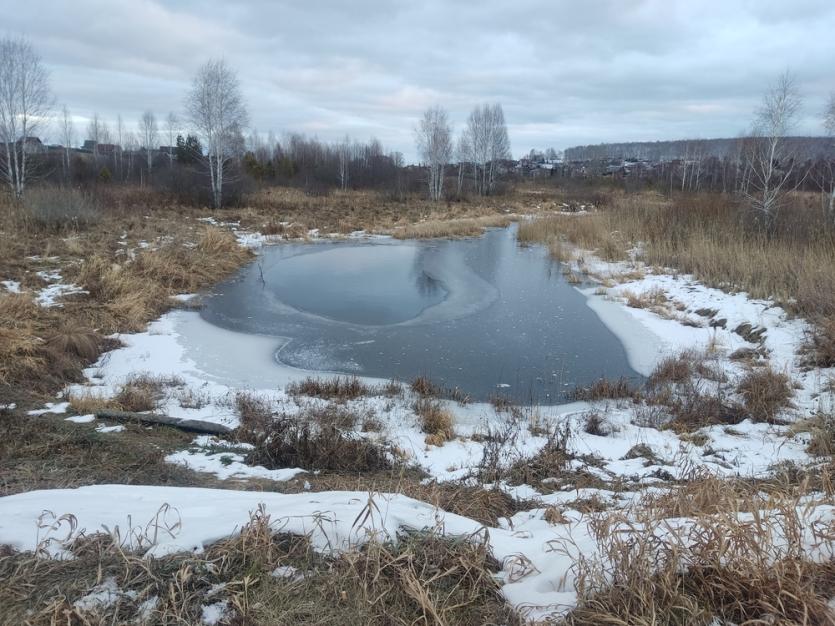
left=0, top=36, right=514, bottom=209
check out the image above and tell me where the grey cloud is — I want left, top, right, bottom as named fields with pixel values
left=5, top=0, right=835, bottom=159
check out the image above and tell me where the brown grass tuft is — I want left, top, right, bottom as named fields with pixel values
left=414, top=398, right=455, bottom=443
left=234, top=391, right=274, bottom=430
left=287, top=375, right=372, bottom=401
left=569, top=377, right=641, bottom=402
left=44, top=326, right=104, bottom=361
left=737, top=366, right=793, bottom=423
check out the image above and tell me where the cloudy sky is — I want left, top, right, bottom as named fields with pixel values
left=6, top=0, right=835, bottom=160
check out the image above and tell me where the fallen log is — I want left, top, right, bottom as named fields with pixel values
left=94, top=409, right=233, bottom=435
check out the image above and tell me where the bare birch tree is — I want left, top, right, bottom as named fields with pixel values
left=337, top=135, right=350, bottom=190
left=744, top=71, right=802, bottom=228
left=185, top=59, right=248, bottom=209
left=0, top=36, right=51, bottom=199
left=823, top=93, right=835, bottom=218
left=59, top=104, right=74, bottom=179
left=486, top=103, right=510, bottom=193
left=139, top=110, right=158, bottom=175
left=164, top=112, right=179, bottom=170
left=465, top=103, right=510, bottom=196
left=415, top=106, right=452, bottom=201
left=87, top=113, right=105, bottom=165
left=124, top=131, right=138, bottom=179
left=115, top=114, right=124, bottom=177
left=455, top=133, right=470, bottom=196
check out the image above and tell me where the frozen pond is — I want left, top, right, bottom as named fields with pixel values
left=201, top=225, right=640, bottom=402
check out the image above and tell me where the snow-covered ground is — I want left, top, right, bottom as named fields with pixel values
left=2, top=484, right=833, bottom=621
left=5, top=225, right=835, bottom=620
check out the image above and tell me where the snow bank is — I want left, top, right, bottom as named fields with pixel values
left=2, top=484, right=832, bottom=620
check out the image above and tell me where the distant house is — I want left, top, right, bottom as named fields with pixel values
left=82, top=140, right=118, bottom=156
left=18, top=136, right=46, bottom=154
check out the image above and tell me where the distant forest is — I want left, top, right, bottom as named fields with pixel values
left=564, top=137, right=835, bottom=162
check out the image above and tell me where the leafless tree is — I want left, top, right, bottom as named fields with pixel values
left=744, top=71, right=802, bottom=227
left=58, top=104, right=74, bottom=179
left=115, top=114, right=125, bottom=178
left=185, top=59, right=249, bottom=209
left=139, top=110, right=158, bottom=175
left=823, top=93, right=835, bottom=218
left=0, top=36, right=51, bottom=199
left=165, top=112, right=178, bottom=169
left=465, top=103, right=510, bottom=195
left=124, top=131, right=138, bottom=179
left=337, top=135, right=350, bottom=190
left=825, top=94, right=835, bottom=136
left=455, top=133, right=470, bottom=196
left=87, top=113, right=106, bottom=164
left=415, top=106, right=452, bottom=201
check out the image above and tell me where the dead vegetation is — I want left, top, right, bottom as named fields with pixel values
left=568, top=377, right=641, bottom=402
left=410, top=375, right=470, bottom=404
left=69, top=374, right=184, bottom=414
left=241, top=184, right=534, bottom=237
left=391, top=214, right=515, bottom=239
left=242, top=415, right=396, bottom=473
left=561, top=485, right=835, bottom=626
left=286, top=375, right=402, bottom=402
left=0, top=411, right=208, bottom=497
left=0, top=194, right=252, bottom=402
left=737, top=366, right=794, bottom=424
left=0, top=508, right=520, bottom=626
left=414, top=398, right=455, bottom=445
left=518, top=189, right=835, bottom=366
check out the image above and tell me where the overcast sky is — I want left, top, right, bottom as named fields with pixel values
left=6, top=0, right=835, bottom=160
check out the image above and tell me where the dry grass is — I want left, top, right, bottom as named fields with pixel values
left=0, top=193, right=253, bottom=400
left=67, top=389, right=115, bottom=414
left=0, top=293, right=44, bottom=385
left=414, top=398, right=455, bottom=444
left=568, top=377, right=641, bottom=402
left=737, top=366, right=794, bottom=423
left=517, top=211, right=629, bottom=262
left=561, top=484, right=835, bottom=626
left=242, top=185, right=536, bottom=237
left=234, top=390, right=274, bottom=431
left=805, top=316, right=835, bottom=368
left=409, top=375, right=470, bottom=404
left=792, top=413, right=835, bottom=456
left=287, top=375, right=374, bottom=401
left=0, top=509, right=520, bottom=626
left=624, top=286, right=668, bottom=309
left=243, top=416, right=396, bottom=473
left=392, top=214, right=514, bottom=239
left=0, top=410, right=207, bottom=497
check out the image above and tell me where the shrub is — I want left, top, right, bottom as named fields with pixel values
left=234, top=391, right=273, bottom=430
left=23, top=187, right=99, bottom=232
left=245, top=418, right=393, bottom=472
